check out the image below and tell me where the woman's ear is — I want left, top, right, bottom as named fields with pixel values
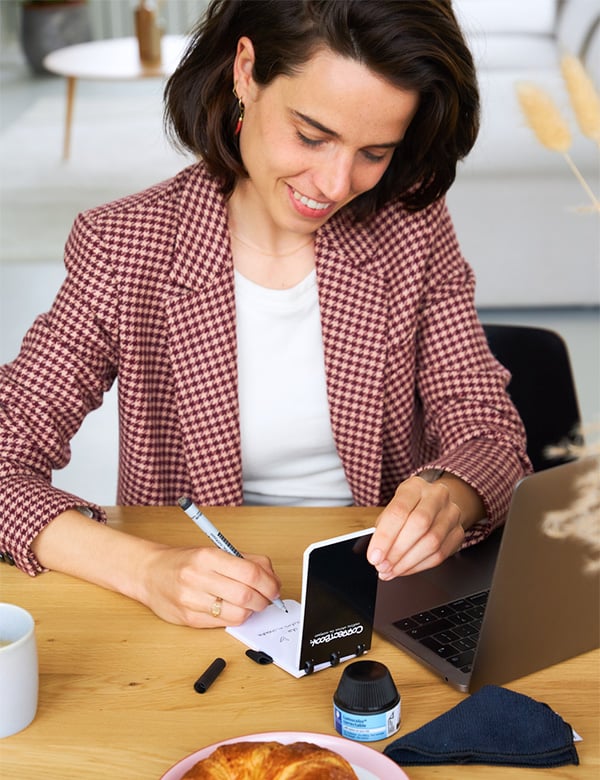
left=233, top=36, right=256, bottom=102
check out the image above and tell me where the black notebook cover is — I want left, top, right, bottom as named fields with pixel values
left=227, top=527, right=377, bottom=677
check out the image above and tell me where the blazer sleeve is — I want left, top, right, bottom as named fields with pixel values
left=0, top=212, right=117, bottom=574
left=412, top=203, right=532, bottom=545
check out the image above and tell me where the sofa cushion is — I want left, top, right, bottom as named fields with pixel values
left=460, top=68, right=597, bottom=174
left=467, top=34, right=559, bottom=70
left=453, top=0, right=557, bottom=35
left=454, top=0, right=560, bottom=70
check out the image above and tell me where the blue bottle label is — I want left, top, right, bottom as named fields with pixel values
left=334, top=701, right=401, bottom=742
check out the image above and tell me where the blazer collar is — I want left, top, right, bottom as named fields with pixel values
left=169, top=164, right=233, bottom=293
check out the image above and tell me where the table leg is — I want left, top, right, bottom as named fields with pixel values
left=63, top=76, right=77, bottom=160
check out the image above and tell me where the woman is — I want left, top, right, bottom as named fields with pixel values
left=0, top=0, right=529, bottom=628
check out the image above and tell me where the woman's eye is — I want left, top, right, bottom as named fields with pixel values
left=296, top=131, right=323, bottom=148
left=296, top=130, right=390, bottom=162
left=363, top=149, right=388, bottom=163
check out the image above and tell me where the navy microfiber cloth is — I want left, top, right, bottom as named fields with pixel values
left=383, top=685, right=579, bottom=768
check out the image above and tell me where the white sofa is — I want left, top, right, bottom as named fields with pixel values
left=447, top=0, right=600, bottom=307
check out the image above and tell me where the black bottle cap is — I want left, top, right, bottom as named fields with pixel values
left=334, top=660, right=399, bottom=713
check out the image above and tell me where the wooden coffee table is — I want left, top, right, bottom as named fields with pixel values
left=42, top=35, right=188, bottom=159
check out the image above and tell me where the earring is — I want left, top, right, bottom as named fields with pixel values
left=232, top=86, right=245, bottom=135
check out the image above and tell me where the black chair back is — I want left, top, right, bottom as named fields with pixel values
left=483, top=324, right=583, bottom=471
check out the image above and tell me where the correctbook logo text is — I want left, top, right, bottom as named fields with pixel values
left=309, top=624, right=364, bottom=647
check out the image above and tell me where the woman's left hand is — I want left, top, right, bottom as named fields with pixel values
left=366, top=473, right=483, bottom=578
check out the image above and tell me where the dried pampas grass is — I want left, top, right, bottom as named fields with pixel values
left=516, top=82, right=572, bottom=151
left=516, top=55, right=600, bottom=212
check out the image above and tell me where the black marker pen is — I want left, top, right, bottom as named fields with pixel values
left=194, top=657, right=226, bottom=693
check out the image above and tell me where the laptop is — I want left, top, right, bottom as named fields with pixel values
left=374, top=455, right=600, bottom=692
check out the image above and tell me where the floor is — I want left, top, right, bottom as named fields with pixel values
left=1, top=51, right=599, bottom=505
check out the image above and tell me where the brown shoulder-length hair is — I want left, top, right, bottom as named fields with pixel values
left=164, top=0, right=479, bottom=219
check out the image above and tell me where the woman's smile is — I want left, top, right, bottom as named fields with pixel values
left=289, top=186, right=334, bottom=219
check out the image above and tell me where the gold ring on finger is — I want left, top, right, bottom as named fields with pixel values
left=210, top=596, right=223, bottom=618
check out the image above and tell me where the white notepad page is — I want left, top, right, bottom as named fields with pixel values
left=227, top=599, right=304, bottom=678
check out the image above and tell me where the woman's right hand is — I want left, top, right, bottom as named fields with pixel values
left=136, top=544, right=282, bottom=627
left=31, top=509, right=282, bottom=628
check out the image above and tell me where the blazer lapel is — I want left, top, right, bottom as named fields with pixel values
left=164, top=169, right=243, bottom=504
left=316, top=217, right=387, bottom=506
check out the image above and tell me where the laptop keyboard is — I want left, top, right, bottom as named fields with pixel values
left=392, top=590, right=489, bottom=674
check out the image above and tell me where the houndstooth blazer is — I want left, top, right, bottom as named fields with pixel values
left=0, top=163, right=530, bottom=575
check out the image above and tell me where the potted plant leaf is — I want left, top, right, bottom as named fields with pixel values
left=20, top=0, right=92, bottom=75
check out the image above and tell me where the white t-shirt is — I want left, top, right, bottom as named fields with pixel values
left=234, top=269, right=353, bottom=506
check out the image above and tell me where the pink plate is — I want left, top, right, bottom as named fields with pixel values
left=160, top=730, right=408, bottom=780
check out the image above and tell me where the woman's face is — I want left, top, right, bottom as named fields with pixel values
left=233, top=39, right=419, bottom=236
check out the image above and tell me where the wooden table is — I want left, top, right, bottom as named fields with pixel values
left=42, top=35, right=188, bottom=159
left=1, top=506, right=598, bottom=778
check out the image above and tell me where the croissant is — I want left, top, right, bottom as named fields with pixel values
left=181, top=740, right=359, bottom=779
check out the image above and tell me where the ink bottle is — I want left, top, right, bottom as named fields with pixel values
left=333, top=660, right=400, bottom=742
